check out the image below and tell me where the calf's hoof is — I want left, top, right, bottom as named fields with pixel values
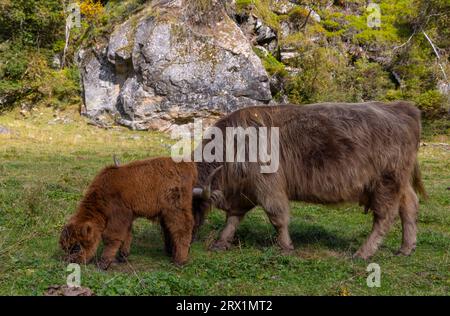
left=209, top=240, right=231, bottom=251
left=116, top=251, right=129, bottom=263
left=96, top=258, right=112, bottom=270
left=172, top=255, right=188, bottom=267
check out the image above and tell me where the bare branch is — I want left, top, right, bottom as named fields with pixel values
left=423, top=31, right=448, bottom=83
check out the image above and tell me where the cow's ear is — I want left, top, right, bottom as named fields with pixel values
left=81, top=222, right=94, bottom=239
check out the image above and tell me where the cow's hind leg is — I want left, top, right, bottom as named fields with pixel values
left=397, top=185, right=419, bottom=256
left=210, top=213, right=246, bottom=251
left=262, top=195, right=294, bottom=252
left=354, top=184, right=400, bottom=260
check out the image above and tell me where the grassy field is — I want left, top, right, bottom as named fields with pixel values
left=0, top=106, right=449, bottom=296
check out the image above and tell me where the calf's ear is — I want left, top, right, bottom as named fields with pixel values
left=81, top=222, right=94, bottom=239
left=60, top=225, right=70, bottom=242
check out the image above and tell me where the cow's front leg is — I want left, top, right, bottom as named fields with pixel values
left=210, top=213, right=244, bottom=251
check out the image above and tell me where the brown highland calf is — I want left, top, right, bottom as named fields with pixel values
left=195, top=101, right=427, bottom=259
left=60, top=157, right=216, bottom=269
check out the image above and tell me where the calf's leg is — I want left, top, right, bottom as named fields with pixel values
left=162, top=208, right=194, bottom=266
left=117, top=224, right=133, bottom=263
left=98, top=226, right=128, bottom=270
left=161, top=218, right=173, bottom=256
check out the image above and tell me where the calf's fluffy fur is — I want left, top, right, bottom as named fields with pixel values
left=60, top=158, right=197, bottom=269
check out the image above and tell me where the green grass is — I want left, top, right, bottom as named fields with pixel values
left=0, top=107, right=449, bottom=296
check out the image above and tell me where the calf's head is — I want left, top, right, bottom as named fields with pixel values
left=59, top=219, right=100, bottom=264
left=191, top=166, right=223, bottom=239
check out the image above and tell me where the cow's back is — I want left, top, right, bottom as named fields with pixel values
left=217, top=102, right=421, bottom=205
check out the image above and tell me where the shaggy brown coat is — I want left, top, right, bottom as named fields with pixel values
left=60, top=158, right=197, bottom=269
left=195, top=101, right=426, bottom=259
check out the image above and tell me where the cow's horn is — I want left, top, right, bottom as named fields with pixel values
left=193, top=187, right=204, bottom=198
left=192, top=165, right=223, bottom=200
left=203, top=165, right=223, bottom=200
left=113, top=155, right=120, bottom=167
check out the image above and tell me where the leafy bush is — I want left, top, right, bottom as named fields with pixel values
left=0, top=44, right=28, bottom=81
left=253, top=47, right=287, bottom=77
left=0, top=0, right=64, bottom=47
left=351, top=59, right=394, bottom=101
left=414, top=90, right=447, bottom=118
left=236, top=0, right=254, bottom=12
left=79, top=0, right=104, bottom=21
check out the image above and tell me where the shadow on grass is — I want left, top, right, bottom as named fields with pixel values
left=232, top=220, right=358, bottom=252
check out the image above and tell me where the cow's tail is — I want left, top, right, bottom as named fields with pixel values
left=412, top=160, right=428, bottom=200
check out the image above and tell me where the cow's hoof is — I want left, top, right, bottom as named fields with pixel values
left=277, top=240, right=294, bottom=253
left=280, top=248, right=294, bottom=255
left=352, top=251, right=371, bottom=260
left=395, top=247, right=415, bottom=257
left=278, top=244, right=294, bottom=254
left=209, top=240, right=231, bottom=251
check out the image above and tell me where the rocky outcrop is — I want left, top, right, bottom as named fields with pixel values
left=78, top=0, right=272, bottom=131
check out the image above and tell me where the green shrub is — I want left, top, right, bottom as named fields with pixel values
left=0, top=0, right=65, bottom=47
left=254, top=47, right=287, bottom=77
left=236, top=0, right=254, bottom=12
left=38, top=67, right=81, bottom=109
left=352, top=59, right=394, bottom=101
left=414, top=90, right=447, bottom=118
left=0, top=44, right=29, bottom=81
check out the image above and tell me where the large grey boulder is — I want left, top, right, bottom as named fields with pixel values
left=78, top=0, right=272, bottom=131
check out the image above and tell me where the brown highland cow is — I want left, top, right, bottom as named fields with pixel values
left=195, top=101, right=427, bottom=260
left=60, top=157, right=218, bottom=269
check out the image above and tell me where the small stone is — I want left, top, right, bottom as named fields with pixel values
left=45, top=285, right=95, bottom=296
left=0, top=125, right=11, bottom=134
